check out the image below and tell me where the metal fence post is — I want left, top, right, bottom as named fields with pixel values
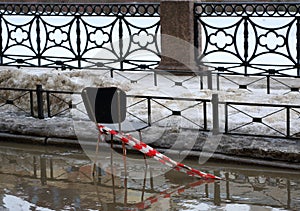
left=207, top=70, right=213, bottom=90
left=46, top=91, right=51, bottom=118
left=216, top=73, right=220, bottom=90
left=147, top=97, right=152, bottom=126
left=203, top=101, right=207, bottom=130
left=36, top=84, right=44, bottom=119
left=267, top=75, right=270, bottom=94
left=297, top=17, right=300, bottom=76
left=286, top=106, right=290, bottom=137
left=212, top=94, right=219, bottom=135
left=224, top=102, right=228, bottom=134
left=40, top=155, right=47, bottom=185
left=29, top=90, right=34, bottom=117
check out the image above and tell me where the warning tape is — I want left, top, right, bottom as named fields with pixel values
left=98, top=124, right=221, bottom=180
left=134, top=179, right=214, bottom=210
left=116, top=179, right=214, bottom=211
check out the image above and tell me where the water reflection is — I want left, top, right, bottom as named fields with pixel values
left=0, top=142, right=299, bottom=210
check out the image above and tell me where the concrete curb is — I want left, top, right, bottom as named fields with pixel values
left=0, top=132, right=299, bottom=170
left=0, top=132, right=46, bottom=144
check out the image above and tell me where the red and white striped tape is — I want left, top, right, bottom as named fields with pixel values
left=116, top=179, right=214, bottom=211
left=98, top=124, right=221, bottom=180
left=134, top=179, right=214, bottom=210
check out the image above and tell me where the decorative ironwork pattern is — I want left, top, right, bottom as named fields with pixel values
left=0, top=3, right=160, bottom=70
left=194, top=2, right=300, bottom=77
left=0, top=3, right=160, bottom=16
left=195, top=3, right=300, bottom=17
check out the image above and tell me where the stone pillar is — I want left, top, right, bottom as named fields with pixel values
left=156, top=0, right=198, bottom=74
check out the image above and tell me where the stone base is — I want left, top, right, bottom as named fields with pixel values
left=155, top=61, right=201, bottom=76
left=154, top=65, right=212, bottom=77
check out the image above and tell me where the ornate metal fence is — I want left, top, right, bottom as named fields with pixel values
left=0, top=3, right=160, bottom=70
left=194, top=2, right=300, bottom=93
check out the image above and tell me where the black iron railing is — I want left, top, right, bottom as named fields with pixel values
left=0, top=3, right=160, bottom=16
left=0, top=85, right=84, bottom=118
left=0, top=86, right=35, bottom=116
left=127, top=95, right=210, bottom=131
left=194, top=2, right=300, bottom=93
left=223, top=101, right=300, bottom=138
left=1, top=86, right=300, bottom=139
left=1, top=2, right=300, bottom=94
left=215, top=73, right=300, bottom=94
left=0, top=3, right=160, bottom=70
left=194, top=2, right=300, bottom=76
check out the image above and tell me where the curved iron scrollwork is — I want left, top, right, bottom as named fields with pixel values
left=194, top=2, right=300, bottom=77
left=0, top=3, right=161, bottom=70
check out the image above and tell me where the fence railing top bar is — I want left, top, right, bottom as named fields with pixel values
left=0, top=87, right=35, bottom=92
left=214, top=72, right=300, bottom=78
left=0, top=2, right=161, bottom=6
left=127, top=94, right=211, bottom=102
left=195, top=2, right=300, bottom=5
left=221, top=100, right=300, bottom=108
left=44, top=90, right=82, bottom=95
left=0, top=2, right=160, bottom=16
left=195, top=2, right=300, bottom=17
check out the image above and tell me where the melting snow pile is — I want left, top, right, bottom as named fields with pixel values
left=0, top=68, right=132, bottom=115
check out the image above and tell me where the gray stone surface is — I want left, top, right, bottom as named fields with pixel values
left=156, top=1, right=199, bottom=73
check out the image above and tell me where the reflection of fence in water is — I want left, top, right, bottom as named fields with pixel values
left=0, top=147, right=299, bottom=210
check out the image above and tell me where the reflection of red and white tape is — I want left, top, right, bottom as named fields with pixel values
left=133, top=179, right=214, bottom=211
left=115, top=177, right=214, bottom=211
left=98, top=124, right=221, bottom=180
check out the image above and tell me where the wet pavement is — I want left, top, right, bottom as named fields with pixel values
left=0, top=141, right=300, bottom=210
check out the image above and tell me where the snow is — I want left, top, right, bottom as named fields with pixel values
left=177, top=200, right=287, bottom=211
left=2, top=194, right=54, bottom=211
left=1, top=66, right=299, bottom=139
